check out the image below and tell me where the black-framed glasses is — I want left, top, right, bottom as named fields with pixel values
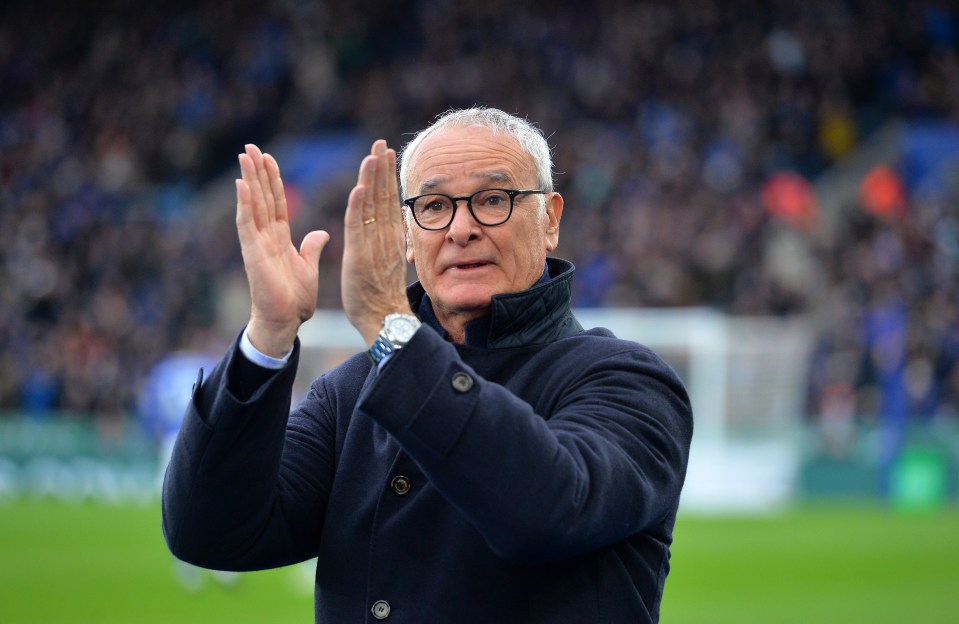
left=403, top=188, right=546, bottom=230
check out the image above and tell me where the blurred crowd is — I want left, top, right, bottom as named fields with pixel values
left=1, top=0, right=957, bottom=434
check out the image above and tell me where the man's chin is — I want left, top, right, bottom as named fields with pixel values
left=433, top=288, right=495, bottom=317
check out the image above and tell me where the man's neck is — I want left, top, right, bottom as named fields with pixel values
left=434, top=308, right=487, bottom=344
left=414, top=263, right=554, bottom=345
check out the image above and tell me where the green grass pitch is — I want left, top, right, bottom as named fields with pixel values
left=663, top=505, right=959, bottom=623
left=1, top=499, right=957, bottom=623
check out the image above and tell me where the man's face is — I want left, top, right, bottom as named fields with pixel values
left=405, top=126, right=563, bottom=326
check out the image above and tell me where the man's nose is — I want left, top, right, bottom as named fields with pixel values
left=447, top=199, right=479, bottom=244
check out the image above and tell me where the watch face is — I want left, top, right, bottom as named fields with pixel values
left=385, top=315, right=420, bottom=343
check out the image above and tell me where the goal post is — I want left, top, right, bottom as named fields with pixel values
left=298, top=308, right=815, bottom=513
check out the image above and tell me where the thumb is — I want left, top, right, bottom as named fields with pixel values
left=300, top=230, right=331, bottom=267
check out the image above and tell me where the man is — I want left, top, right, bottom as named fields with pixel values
left=162, top=108, right=693, bottom=623
left=138, top=344, right=240, bottom=591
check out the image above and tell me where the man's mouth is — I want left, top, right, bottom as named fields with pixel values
left=455, top=262, right=488, bottom=270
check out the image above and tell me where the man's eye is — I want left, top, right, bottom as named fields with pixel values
left=425, top=200, right=448, bottom=212
left=477, top=192, right=507, bottom=207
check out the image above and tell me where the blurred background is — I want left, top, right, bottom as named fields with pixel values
left=1, top=0, right=958, bottom=622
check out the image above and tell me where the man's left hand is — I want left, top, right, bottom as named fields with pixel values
left=341, top=140, right=413, bottom=346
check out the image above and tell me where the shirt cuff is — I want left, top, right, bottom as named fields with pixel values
left=239, top=327, right=293, bottom=370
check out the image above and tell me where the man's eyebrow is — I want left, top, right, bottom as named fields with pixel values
left=480, top=171, right=513, bottom=185
left=417, top=178, right=446, bottom=193
left=418, top=171, right=514, bottom=194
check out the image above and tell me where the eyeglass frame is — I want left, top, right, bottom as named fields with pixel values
left=402, top=188, right=547, bottom=231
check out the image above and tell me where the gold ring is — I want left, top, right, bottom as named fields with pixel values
left=363, top=217, right=376, bottom=225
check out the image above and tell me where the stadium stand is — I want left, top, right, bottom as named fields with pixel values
left=1, top=0, right=957, bottom=449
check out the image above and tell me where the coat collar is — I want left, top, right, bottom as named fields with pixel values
left=408, top=257, right=583, bottom=349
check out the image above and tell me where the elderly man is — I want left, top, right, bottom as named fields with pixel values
left=162, top=108, right=693, bottom=623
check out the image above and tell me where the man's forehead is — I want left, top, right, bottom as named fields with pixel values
left=417, top=171, right=514, bottom=193
left=409, top=127, right=535, bottom=193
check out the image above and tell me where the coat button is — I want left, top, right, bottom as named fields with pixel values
left=390, top=475, right=411, bottom=496
left=451, top=371, right=473, bottom=393
left=371, top=600, right=391, bottom=619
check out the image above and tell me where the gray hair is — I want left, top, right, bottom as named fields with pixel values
left=398, top=107, right=554, bottom=200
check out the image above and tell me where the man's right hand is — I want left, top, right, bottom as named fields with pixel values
left=236, top=144, right=330, bottom=358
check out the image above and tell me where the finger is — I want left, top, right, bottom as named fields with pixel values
left=263, top=154, right=289, bottom=224
left=357, top=154, right=378, bottom=225
left=385, top=148, right=400, bottom=231
left=235, top=178, right=253, bottom=229
left=377, top=147, right=403, bottom=254
left=373, top=141, right=391, bottom=223
left=245, top=144, right=275, bottom=221
left=299, top=230, right=330, bottom=268
left=344, top=184, right=368, bottom=233
left=357, top=144, right=376, bottom=184
left=238, top=153, right=268, bottom=229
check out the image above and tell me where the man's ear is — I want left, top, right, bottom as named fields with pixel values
left=544, top=192, right=564, bottom=252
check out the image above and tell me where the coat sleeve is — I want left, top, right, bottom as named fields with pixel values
left=160, top=335, right=337, bottom=571
left=355, top=327, right=693, bottom=565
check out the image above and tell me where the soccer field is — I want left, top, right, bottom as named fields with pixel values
left=1, top=499, right=956, bottom=623
left=663, top=505, right=959, bottom=623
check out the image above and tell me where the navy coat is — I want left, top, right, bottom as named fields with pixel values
left=162, top=258, right=693, bottom=623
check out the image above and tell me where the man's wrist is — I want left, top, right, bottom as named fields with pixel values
left=240, top=327, right=292, bottom=370
left=246, top=317, right=299, bottom=358
left=367, top=313, right=421, bottom=364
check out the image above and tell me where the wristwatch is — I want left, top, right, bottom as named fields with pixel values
left=368, top=313, right=421, bottom=364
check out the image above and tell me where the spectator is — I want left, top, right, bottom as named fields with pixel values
left=1, top=0, right=956, bottom=433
